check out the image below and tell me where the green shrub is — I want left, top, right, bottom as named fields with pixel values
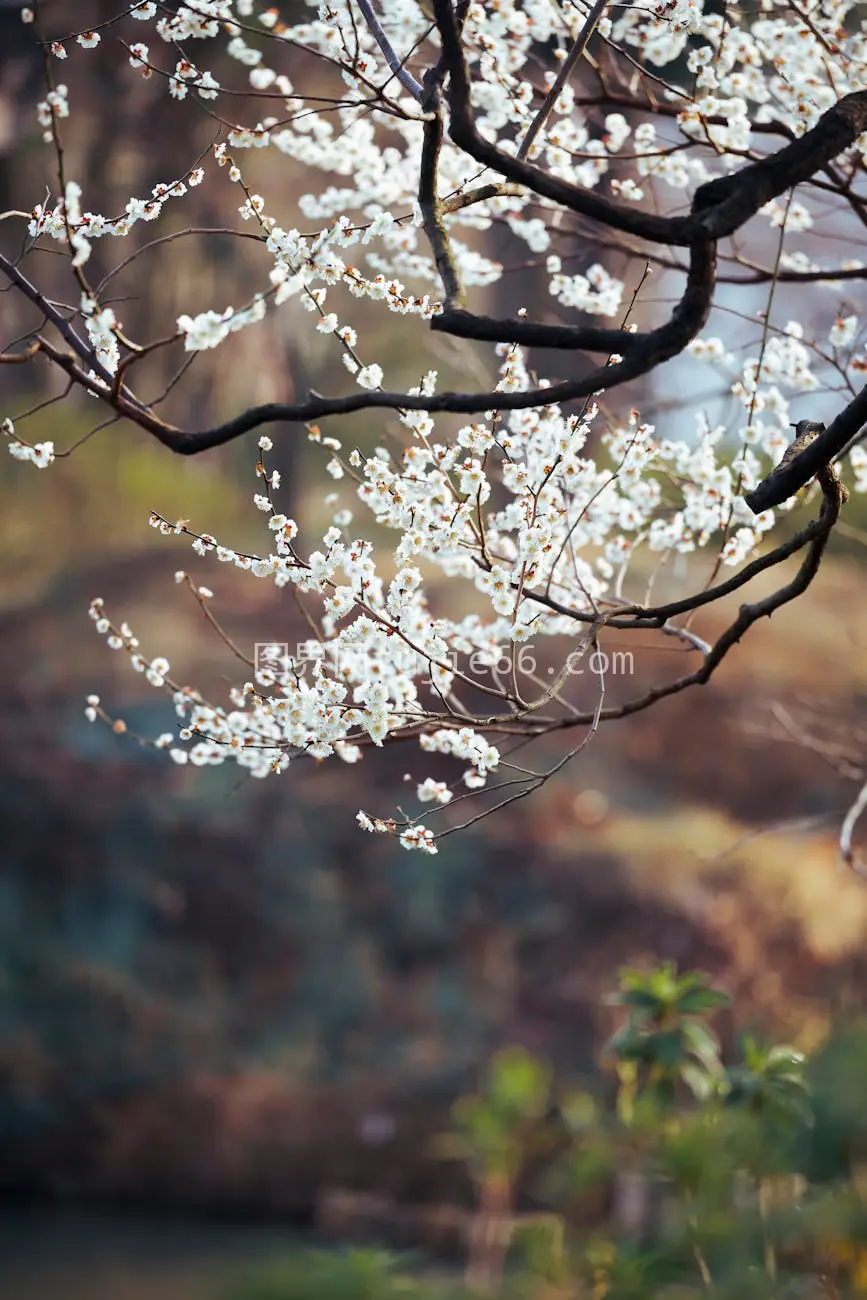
left=225, top=969, right=867, bottom=1299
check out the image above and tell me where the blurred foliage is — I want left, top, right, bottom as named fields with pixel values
left=606, top=963, right=731, bottom=1117
left=435, top=1047, right=552, bottom=1181
left=4, top=12, right=867, bottom=1297
left=229, top=966, right=867, bottom=1299
left=222, top=1248, right=535, bottom=1300
left=224, top=1248, right=420, bottom=1300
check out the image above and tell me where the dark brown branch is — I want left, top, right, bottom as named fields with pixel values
left=744, top=385, right=867, bottom=511
left=431, top=0, right=867, bottom=248
left=431, top=308, right=639, bottom=353
left=525, top=495, right=840, bottom=631
left=69, top=233, right=714, bottom=454
left=432, top=0, right=693, bottom=245
left=0, top=251, right=104, bottom=378
left=4, top=179, right=714, bottom=453
left=517, top=0, right=610, bottom=161
left=5, top=11, right=867, bottom=478
left=418, top=67, right=464, bottom=308
left=355, top=0, right=425, bottom=101
left=718, top=263, right=867, bottom=285
left=0, top=340, right=39, bottom=364
left=693, top=95, right=867, bottom=240
left=0, top=250, right=151, bottom=413
left=541, top=458, right=846, bottom=730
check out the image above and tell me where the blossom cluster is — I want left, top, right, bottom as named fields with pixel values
left=6, top=0, right=867, bottom=850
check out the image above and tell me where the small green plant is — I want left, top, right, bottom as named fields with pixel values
left=723, top=1035, right=812, bottom=1129
left=605, top=963, right=731, bottom=1120
left=224, top=967, right=867, bottom=1300
left=223, top=1247, right=413, bottom=1300
left=513, top=966, right=820, bottom=1297
left=222, top=1246, right=527, bottom=1300
left=434, top=1046, right=555, bottom=1291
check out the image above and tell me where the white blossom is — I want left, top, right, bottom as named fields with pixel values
left=5, top=0, right=865, bottom=853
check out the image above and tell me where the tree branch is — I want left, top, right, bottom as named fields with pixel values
left=516, top=0, right=610, bottom=162
left=431, top=0, right=867, bottom=248
left=541, top=456, right=847, bottom=730
left=354, top=0, right=426, bottom=102
left=744, top=385, right=867, bottom=512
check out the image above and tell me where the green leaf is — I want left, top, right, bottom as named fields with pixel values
left=486, top=1046, right=551, bottom=1118
left=647, top=1027, right=691, bottom=1070
left=452, top=1094, right=513, bottom=1152
left=560, top=1089, right=599, bottom=1133
left=675, top=985, right=732, bottom=1016
left=512, top=1213, right=566, bottom=1283
left=679, top=1060, right=719, bottom=1102
left=607, top=1022, right=652, bottom=1061
left=682, top=1019, right=723, bottom=1075
left=764, top=1044, right=806, bottom=1072
left=609, top=965, right=729, bottom=1026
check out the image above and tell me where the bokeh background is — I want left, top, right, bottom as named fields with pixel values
left=2, top=3, right=867, bottom=1296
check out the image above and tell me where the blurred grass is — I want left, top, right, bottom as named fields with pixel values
left=222, top=1249, right=472, bottom=1300
left=1, top=398, right=251, bottom=604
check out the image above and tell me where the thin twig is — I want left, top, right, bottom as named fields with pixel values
left=840, top=780, right=867, bottom=874
left=517, top=0, right=610, bottom=160
left=355, top=0, right=425, bottom=101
